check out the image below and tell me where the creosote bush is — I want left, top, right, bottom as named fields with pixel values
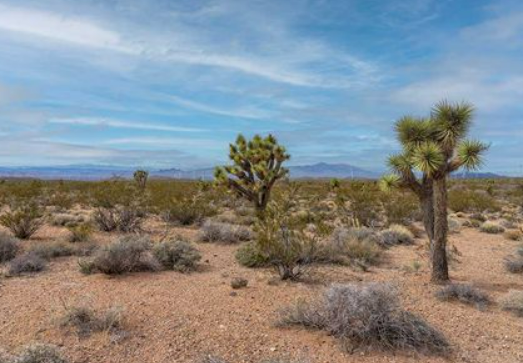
left=152, top=239, right=201, bottom=273
left=278, top=283, right=449, bottom=355
left=435, top=283, right=490, bottom=310
left=93, top=207, right=143, bottom=233
left=7, top=252, right=47, bottom=276
left=0, top=205, right=44, bottom=239
left=500, top=290, right=523, bottom=317
left=0, top=232, right=20, bottom=263
left=198, top=220, right=253, bottom=244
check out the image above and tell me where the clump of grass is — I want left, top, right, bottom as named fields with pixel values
left=235, top=241, right=270, bottom=268
left=480, top=222, right=505, bottom=234
left=500, top=290, right=523, bottom=317
left=7, top=252, right=47, bottom=276
left=198, top=220, right=253, bottom=244
left=0, top=232, right=20, bottom=263
left=28, top=241, right=98, bottom=261
left=0, top=205, right=44, bottom=239
left=504, top=230, right=522, bottom=241
left=435, top=283, right=490, bottom=310
left=60, top=304, right=124, bottom=337
left=379, top=224, right=414, bottom=247
left=82, top=236, right=159, bottom=275
left=505, top=257, right=523, bottom=274
left=278, top=283, right=450, bottom=355
left=9, top=343, right=68, bottom=363
left=152, top=239, right=201, bottom=273
left=231, top=277, right=248, bottom=289
left=67, top=223, right=93, bottom=243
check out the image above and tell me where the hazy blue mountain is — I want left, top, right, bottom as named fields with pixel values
left=0, top=163, right=504, bottom=180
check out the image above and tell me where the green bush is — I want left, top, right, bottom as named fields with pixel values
left=235, top=241, right=270, bottom=268
left=67, top=223, right=93, bottom=242
left=0, top=205, right=44, bottom=239
left=480, top=222, right=505, bottom=234
left=152, top=239, right=201, bottom=273
left=448, top=189, right=500, bottom=213
left=0, top=232, right=20, bottom=263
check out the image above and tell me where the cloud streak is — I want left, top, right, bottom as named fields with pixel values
left=49, top=117, right=206, bottom=132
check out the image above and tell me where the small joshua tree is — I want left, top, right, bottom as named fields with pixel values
left=214, top=134, right=290, bottom=215
left=133, top=170, right=149, bottom=191
left=381, top=101, right=488, bottom=283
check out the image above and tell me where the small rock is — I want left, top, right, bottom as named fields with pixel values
left=231, top=277, right=248, bottom=289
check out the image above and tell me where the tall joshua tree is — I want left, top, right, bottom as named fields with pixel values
left=380, top=117, right=437, bottom=244
left=381, top=101, right=488, bottom=283
left=214, top=134, right=290, bottom=215
left=429, top=101, right=488, bottom=282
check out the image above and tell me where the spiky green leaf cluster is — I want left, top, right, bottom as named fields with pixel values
left=214, top=134, right=290, bottom=211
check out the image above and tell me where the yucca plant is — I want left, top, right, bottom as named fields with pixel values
left=133, top=169, right=149, bottom=191
left=381, top=101, right=488, bottom=283
left=214, top=134, right=290, bottom=215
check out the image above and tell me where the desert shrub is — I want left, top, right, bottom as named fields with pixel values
left=0, top=205, right=44, bottom=239
left=504, top=230, right=522, bottom=241
left=235, top=241, right=270, bottom=268
left=51, top=213, right=84, bottom=227
left=448, top=189, right=499, bottom=213
left=336, top=183, right=381, bottom=227
left=60, top=304, right=124, bottom=337
left=379, top=225, right=414, bottom=247
left=152, top=239, right=201, bottom=273
left=93, top=207, right=142, bottom=233
left=505, top=257, right=523, bottom=273
left=381, top=192, right=419, bottom=226
left=28, top=242, right=97, bottom=260
left=254, top=203, right=317, bottom=280
left=9, top=343, right=67, bottom=363
left=85, top=236, right=159, bottom=275
left=0, top=232, right=20, bottom=263
left=278, top=283, right=449, bottom=355
left=161, top=197, right=216, bottom=226
left=198, top=220, right=253, bottom=244
left=315, top=227, right=382, bottom=269
left=231, top=277, right=248, bottom=289
left=435, top=283, right=490, bottom=310
left=29, top=242, right=76, bottom=259
left=500, top=290, right=523, bottom=317
left=480, top=222, right=505, bottom=234
left=469, top=213, right=487, bottom=222
left=448, top=218, right=461, bottom=233
left=67, top=223, right=93, bottom=242
left=7, top=252, right=47, bottom=276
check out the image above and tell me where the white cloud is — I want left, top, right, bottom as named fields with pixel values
left=0, top=4, right=124, bottom=51
left=49, top=117, right=205, bottom=132
left=103, top=136, right=222, bottom=149
left=0, top=3, right=377, bottom=88
left=167, top=95, right=272, bottom=120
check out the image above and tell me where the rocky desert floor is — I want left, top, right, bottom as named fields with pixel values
left=1, top=222, right=522, bottom=363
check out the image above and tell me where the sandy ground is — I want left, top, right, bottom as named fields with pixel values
left=0, top=224, right=522, bottom=363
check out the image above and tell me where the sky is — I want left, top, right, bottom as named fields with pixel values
left=0, top=0, right=522, bottom=175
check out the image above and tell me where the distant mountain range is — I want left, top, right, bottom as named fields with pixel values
left=0, top=163, right=504, bottom=181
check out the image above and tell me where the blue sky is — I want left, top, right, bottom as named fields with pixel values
left=0, top=0, right=522, bottom=175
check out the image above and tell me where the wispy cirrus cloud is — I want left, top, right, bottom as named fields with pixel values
left=49, top=117, right=206, bottom=132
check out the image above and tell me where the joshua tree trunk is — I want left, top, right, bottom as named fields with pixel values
left=420, top=184, right=435, bottom=245
left=432, top=176, right=449, bottom=283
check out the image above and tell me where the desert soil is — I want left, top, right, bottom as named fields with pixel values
left=0, top=223, right=522, bottom=363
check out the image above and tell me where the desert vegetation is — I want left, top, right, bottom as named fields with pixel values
left=0, top=128, right=522, bottom=363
